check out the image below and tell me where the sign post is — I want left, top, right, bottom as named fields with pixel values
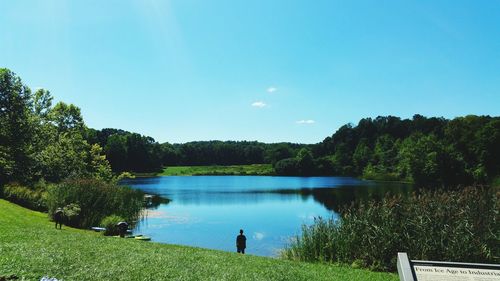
left=397, top=252, right=500, bottom=281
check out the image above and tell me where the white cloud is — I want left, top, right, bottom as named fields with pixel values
left=253, top=232, right=265, bottom=240
left=251, top=101, right=267, bottom=108
left=267, top=87, right=277, bottom=93
left=296, top=120, right=315, bottom=124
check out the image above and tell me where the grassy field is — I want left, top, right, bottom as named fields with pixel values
left=0, top=199, right=397, bottom=281
left=159, top=164, right=275, bottom=176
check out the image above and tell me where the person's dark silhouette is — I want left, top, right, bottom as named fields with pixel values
left=54, top=208, right=64, bottom=229
left=236, top=229, right=246, bottom=254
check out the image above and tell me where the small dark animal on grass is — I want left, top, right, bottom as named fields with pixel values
left=54, top=208, right=64, bottom=229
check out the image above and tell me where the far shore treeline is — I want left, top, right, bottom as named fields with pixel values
left=87, top=113, right=500, bottom=188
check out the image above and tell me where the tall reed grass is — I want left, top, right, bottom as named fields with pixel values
left=282, top=187, right=499, bottom=271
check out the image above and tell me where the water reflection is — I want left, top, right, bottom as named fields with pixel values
left=263, top=183, right=412, bottom=212
left=126, top=176, right=412, bottom=212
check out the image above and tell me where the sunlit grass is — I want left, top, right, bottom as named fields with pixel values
left=159, top=164, right=274, bottom=176
left=0, top=199, right=397, bottom=280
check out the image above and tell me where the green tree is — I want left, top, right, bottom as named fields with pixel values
left=32, top=89, right=53, bottom=118
left=88, top=144, right=114, bottom=182
left=50, top=102, right=85, bottom=133
left=38, top=132, right=89, bottom=182
left=352, top=139, right=373, bottom=174
left=105, top=134, right=129, bottom=172
left=161, top=143, right=180, bottom=166
left=268, top=144, right=294, bottom=165
left=296, top=148, right=314, bottom=175
left=373, top=135, right=398, bottom=168
left=399, top=134, right=468, bottom=187
left=333, top=143, right=353, bottom=175
left=475, top=120, right=500, bottom=181
left=0, top=68, right=36, bottom=183
left=274, top=158, right=299, bottom=176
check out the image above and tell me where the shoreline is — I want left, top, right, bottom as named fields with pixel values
left=130, top=165, right=415, bottom=185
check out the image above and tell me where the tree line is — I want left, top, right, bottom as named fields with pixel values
left=86, top=115, right=500, bottom=188
left=304, top=115, right=500, bottom=187
left=84, top=130, right=308, bottom=173
left=2, top=68, right=499, bottom=189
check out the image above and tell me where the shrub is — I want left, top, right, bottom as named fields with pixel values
left=283, top=187, right=499, bottom=271
left=62, top=203, right=81, bottom=226
left=3, top=182, right=49, bottom=211
left=101, top=215, right=125, bottom=236
left=362, top=164, right=401, bottom=182
left=46, top=178, right=143, bottom=229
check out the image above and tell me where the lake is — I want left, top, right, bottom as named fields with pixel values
left=121, top=176, right=411, bottom=257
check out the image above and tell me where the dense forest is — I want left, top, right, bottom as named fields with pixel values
left=84, top=129, right=307, bottom=173
left=288, top=115, right=500, bottom=187
left=86, top=116, right=500, bottom=188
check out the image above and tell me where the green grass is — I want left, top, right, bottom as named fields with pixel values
left=159, top=164, right=275, bottom=176
left=0, top=199, right=397, bottom=281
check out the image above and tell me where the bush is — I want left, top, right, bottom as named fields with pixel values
left=283, top=187, right=499, bottom=271
left=362, top=164, right=401, bottom=182
left=3, top=182, right=49, bottom=211
left=62, top=203, right=81, bottom=226
left=101, top=215, right=125, bottom=236
left=46, top=178, right=143, bottom=229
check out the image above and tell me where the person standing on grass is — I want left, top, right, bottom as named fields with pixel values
left=236, top=229, right=247, bottom=254
left=54, top=208, right=64, bottom=229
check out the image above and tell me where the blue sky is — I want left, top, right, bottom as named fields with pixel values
left=1, top=0, right=499, bottom=144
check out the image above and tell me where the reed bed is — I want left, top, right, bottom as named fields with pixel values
left=283, top=187, right=499, bottom=271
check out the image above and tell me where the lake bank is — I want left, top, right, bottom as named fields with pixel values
left=0, top=199, right=397, bottom=280
left=134, top=165, right=415, bottom=186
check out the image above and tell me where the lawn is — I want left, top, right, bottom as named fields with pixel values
left=159, top=164, right=275, bottom=176
left=0, top=199, right=397, bottom=280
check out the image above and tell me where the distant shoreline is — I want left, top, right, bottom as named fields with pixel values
left=130, top=164, right=274, bottom=177
left=130, top=164, right=414, bottom=185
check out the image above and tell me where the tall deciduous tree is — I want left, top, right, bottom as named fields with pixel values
left=50, top=102, right=85, bottom=133
left=0, top=68, right=114, bottom=185
left=0, top=68, right=35, bottom=184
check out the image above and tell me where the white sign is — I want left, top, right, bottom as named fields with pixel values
left=397, top=253, right=500, bottom=281
left=413, top=265, right=500, bottom=281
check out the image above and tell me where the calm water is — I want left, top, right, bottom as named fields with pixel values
left=121, top=176, right=411, bottom=257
